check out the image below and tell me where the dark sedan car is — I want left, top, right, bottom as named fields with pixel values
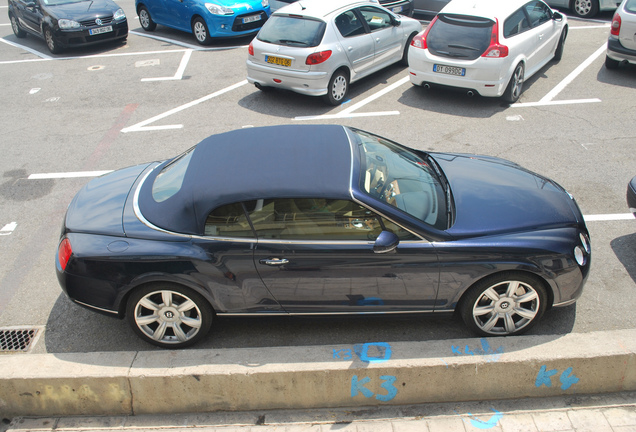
left=56, top=125, right=591, bottom=348
left=8, top=0, right=128, bottom=54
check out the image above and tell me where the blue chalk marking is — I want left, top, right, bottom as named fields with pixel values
left=559, top=367, right=579, bottom=390
left=351, top=375, right=374, bottom=398
left=376, top=375, right=398, bottom=402
left=535, top=365, right=558, bottom=388
left=451, top=339, right=504, bottom=362
left=467, top=409, right=503, bottom=429
left=354, top=342, right=392, bottom=363
left=333, top=349, right=353, bottom=360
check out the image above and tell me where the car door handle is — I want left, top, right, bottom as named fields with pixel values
left=376, top=38, right=381, bottom=43
left=259, top=258, right=289, bottom=266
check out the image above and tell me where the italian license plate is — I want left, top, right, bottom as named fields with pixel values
left=265, top=55, right=291, bottom=67
left=242, top=14, right=261, bottom=24
left=89, top=26, right=113, bottom=35
left=433, top=64, right=466, bottom=76
left=392, top=6, right=403, bottom=12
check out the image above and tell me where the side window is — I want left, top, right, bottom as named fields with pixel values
left=524, top=1, right=552, bottom=27
left=504, top=8, right=531, bottom=37
left=335, top=10, right=366, bottom=37
left=204, top=202, right=254, bottom=237
left=357, top=6, right=393, bottom=32
left=246, top=198, right=417, bottom=241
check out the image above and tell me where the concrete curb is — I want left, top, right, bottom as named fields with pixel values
left=1, top=329, right=635, bottom=417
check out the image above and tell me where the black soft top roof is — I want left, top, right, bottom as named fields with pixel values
left=138, top=124, right=355, bottom=235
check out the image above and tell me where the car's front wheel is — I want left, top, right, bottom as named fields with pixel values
left=192, top=17, right=211, bottom=45
left=324, top=70, right=349, bottom=106
left=553, top=27, right=567, bottom=62
left=571, top=0, right=598, bottom=18
left=503, top=62, right=524, bottom=103
left=10, top=14, right=26, bottom=38
left=138, top=6, right=156, bottom=31
left=460, top=272, right=548, bottom=337
left=44, top=26, right=62, bottom=54
left=126, top=284, right=213, bottom=348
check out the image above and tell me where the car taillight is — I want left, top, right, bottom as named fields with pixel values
left=248, top=41, right=254, bottom=56
left=610, top=13, right=621, bottom=36
left=482, top=19, right=508, bottom=58
left=306, top=50, right=332, bottom=65
left=58, top=238, right=72, bottom=271
left=411, top=16, right=438, bottom=50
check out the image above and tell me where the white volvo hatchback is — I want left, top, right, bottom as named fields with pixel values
left=408, top=0, right=568, bottom=103
left=246, top=0, right=421, bottom=105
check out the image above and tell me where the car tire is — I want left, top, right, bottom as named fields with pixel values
left=605, top=55, right=620, bottom=70
left=324, top=70, right=349, bottom=106
left=459, top=272, right=548, bottom=337
left=138, top=6, right=156, bottom=31
left=570, top=0, right=598, bottom=18
left=192, top=17, right=212, bottom=45
left=503, top=62, right=524, bottom=103
left=10, top=14, right=27, bottom=38
left=44, top=26, right=62, bottom=54
left=126, top=284, right=214, bottom=348
left=553, top=27, right=567, bottom=62
left=400, top=32, right=416, bottom=66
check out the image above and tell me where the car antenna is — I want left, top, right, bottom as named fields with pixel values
left=298, top=1, right=306, bottom=10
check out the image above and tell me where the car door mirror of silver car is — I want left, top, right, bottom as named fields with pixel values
left=392, top=17, right=402, bottom=26
left=373, top=230, right=399, bottom=254
left=552, top=12, right=563, bottom=21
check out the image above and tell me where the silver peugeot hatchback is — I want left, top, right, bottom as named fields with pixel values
left=246, top=0, right=421, bottom=105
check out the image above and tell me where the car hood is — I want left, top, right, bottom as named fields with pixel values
left=432, top=153, right=581, bottom=237
left=65, top=163, right=151, bottom=237
left=47, top=0, right=121, bottom=19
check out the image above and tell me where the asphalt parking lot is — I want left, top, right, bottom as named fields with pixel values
left=0, top=3, right=634, bottom=354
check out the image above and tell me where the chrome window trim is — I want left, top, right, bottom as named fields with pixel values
left=74, top=300, right=118, bottom=315
left=218, top=309, right=439, bottom=317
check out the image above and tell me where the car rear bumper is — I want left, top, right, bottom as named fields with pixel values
left=607, top=37, right=636, bottom=65
left=408, top=68, right=507, bottom=98
left=246, top=59, right=329, bottom=96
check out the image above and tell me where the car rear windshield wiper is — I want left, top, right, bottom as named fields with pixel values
left=279, top=39, right=309, bottom=46
left=447, top=44, right=479, bottom=51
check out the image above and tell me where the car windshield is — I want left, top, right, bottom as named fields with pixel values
left=151, top=147, right=194, bottom=203
left=353, top=129, right=448, bottom=230
left=428, top=14, right=494, bottom=60
left=257, top=15, right=326, bottom=47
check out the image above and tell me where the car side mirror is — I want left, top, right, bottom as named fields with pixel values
left=552, top=11, right=563, bottom=21
left=393, top=16, right=402, bottom=26
left=373, top=230, right=399, bottom=254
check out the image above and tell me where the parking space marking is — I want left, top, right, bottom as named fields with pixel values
left=0, top=38, right=53, bottom=60
left=121, top=80, right=248, bottom=132
left=584, top=213, right=634, bottom=222
left=129, top=30, right=247, bottom=51
left=141, top=49, right=192, bottom=81
left=0, top=222, right=17, bottom=236
left=513, top=43, right=606, bottom=108
left=28, top=171, right=113, bottom=179
left=294, top=76, right=408, bottom=121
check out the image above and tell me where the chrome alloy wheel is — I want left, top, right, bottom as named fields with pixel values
left=331, top=75, right=348, bottom=102
left=139, top=10, right=151, bottom=28
left=193, top=21, right=207, bottom=43
left=134, top=290, right=203, bottom=344
left=471, top=280, right=540, bottom=335
left=573, top=0, right=593, bottom=16
left=509, top=65, right=524, bottom=101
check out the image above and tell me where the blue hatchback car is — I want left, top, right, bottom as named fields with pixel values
left=135, top=0, right=270, bottom=44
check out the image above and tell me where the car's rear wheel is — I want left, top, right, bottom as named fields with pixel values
left=553, top=27, right=567, bottom=62
left=324, top=70, right=349, bottom=106
left=10, top=14, right=26, bottom=38
left=570, top=0, right=598, bottom=18
left=44, top=27, right=62, bottom=54
left=503, top=62, right=524, bottom=103
left=605, top=55, right=620, bottom=70
left=138, top=6, right=156, bottom=31
left=126, top=284, right=213, bottom=348
left=192, top=17, right=211, bottom=45
left=460, top=272, right=548, bottom=337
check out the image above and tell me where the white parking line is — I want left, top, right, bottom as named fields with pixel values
left=129, top=30, right=248, bottom=51
left=513, top=43, right=606, bottom=108
left=584, top=214, right=634, bottom=222
left=294, top=76, right=408, bottom=121
left=0, top=38, right=53, bottom=60
left=27, top=171, right=113, bottom=179
left=141, top=49, right=192, bottom=81
left=0, top=222, right=17, bottom=236
left=121, top=80, right=248, bottom=132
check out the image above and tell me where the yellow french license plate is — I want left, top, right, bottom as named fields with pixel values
left=265, top=55, right=291, bottom=67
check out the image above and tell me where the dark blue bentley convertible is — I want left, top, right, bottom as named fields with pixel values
left=56, top=125, right=591, bottom=348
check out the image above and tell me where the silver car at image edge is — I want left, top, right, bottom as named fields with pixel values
left=605, top=0, right=636, bottom=68
left=246, top=0, right=421, bottom=105
left=413, top=0, right=619, bottom=18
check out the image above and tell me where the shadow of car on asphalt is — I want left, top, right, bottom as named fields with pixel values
left=611, top=232, right=636, bottom=284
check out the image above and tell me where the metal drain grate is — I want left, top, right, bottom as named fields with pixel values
left=0, top=327, right=40, bottom=352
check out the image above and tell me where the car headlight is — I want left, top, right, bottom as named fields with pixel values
left=579, top=233, right=590, bottom=254
left=113, top=8, right=126, bottom=21
left=574, top=232, right=590, bottom=266
left=58, top=19, right=80, bottom=29
left=261, top=0, right=268, bottom=7
left=574, top=246, right=585, bottom=266
left=205, top=2, right=234, bottom=15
